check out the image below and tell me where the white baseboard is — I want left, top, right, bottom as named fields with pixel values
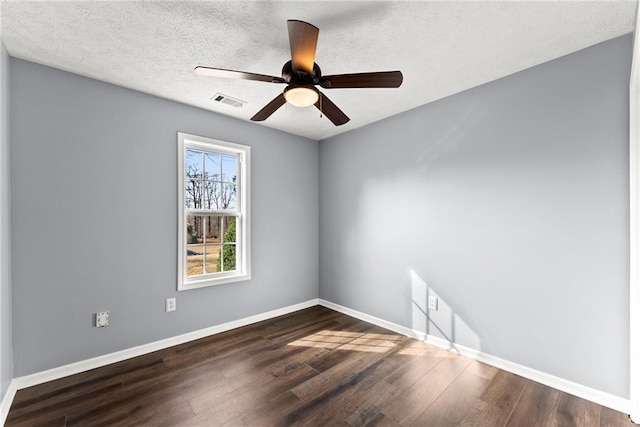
left=0, top=379, right=18, bottom=427
left=318, top=299, right=631, bottom=415
left=5, top=299, right=319, bottom=405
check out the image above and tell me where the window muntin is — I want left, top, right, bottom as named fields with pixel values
left=185, top=215, right=237, bottom=276
left=178, top=133, right=250, bottom=290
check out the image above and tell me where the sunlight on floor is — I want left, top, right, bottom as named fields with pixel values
left=288, top=330, right=404, bottom=353
left=288, top=330, right=439, bottom=355
left=397, top=341, right=448, bottom=357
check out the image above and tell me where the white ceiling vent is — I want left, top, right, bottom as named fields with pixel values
left=211, top=93, right=247, bottom=108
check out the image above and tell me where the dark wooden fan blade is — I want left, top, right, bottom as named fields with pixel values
left=250, top=93, right=286, bottom=122
left=195, top=66, right=285, bottom=83
left=287, top=20, right=319, bottom=75
left=314, top=92, right=350, bottom=126
left=319, top=71, right=403, bottom=88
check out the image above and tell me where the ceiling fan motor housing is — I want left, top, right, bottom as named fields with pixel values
left=281, top=60, right=322, bottom=85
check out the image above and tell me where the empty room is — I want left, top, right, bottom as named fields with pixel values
left=1, top=1, right=639, bottom=426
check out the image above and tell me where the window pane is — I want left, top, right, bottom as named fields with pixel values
left=205, top=245, right=221, bottom=273
left=222, top=155, right=237, bottom=183
left=205, top=215, right=221, bottom=244
left=186, top=149, right=203, bottom=178
left=186, top=215, right=203, bottom=244
left=204, top=152, right=221, bottom=181
left=204, top=181, right=221, bottom=209
left=222, top=244, right=237, bottom=272
left=221, top=184, right=237, bottom=210
left=186, top=245, right=204, bottom=277
left=180, top=134, right=250, bottom=290
left=185, top=179, right=202, bottom=209
left=223, top=217, right=237, bottom=243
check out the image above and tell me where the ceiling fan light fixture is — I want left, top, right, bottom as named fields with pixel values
left=284, top=85, right=319, bottom=108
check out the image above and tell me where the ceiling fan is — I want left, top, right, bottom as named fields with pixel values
left=195, top=20, right=403, bottom=126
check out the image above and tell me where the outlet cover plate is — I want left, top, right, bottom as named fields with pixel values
left=428, top=296, right=439, bottom=311
left=96, top=311, right=109, bottom=327
left=166, top=298, right=176, bottom=312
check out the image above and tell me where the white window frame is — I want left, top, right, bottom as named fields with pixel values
left=177, top=132, right=251, bottom=290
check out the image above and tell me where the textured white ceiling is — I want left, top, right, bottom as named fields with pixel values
left=0, top=1, right=636, bottom=140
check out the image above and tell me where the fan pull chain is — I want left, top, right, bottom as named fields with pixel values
left=320, top=93, right=323, bottom=119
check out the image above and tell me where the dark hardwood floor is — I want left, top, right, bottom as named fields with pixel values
left=5, top=306, right=631, bottom=426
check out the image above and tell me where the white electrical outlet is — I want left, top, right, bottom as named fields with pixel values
left=166, top=298, right=176, bottom=312
left=428, top=296, right=439, bottom=311
left=96, top=311, right=109, bottom=327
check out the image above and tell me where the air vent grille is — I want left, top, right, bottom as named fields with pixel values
left=211, top=93, right=247, bottom=108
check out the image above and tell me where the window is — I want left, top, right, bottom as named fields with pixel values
left=178, top=132, right=250, bottom=290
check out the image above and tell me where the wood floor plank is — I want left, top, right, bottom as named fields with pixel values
left=306, top=345, right=364, bottom=373
left=265, top=306, right=339, bottom=332
left=8, top=377, right=125, bottom=419
left=340, top=378, right=398, bottom=426
left=410, top=370, right=491, bottom=426
left=245, top=337, right=328, bottom=367
left=188, top=363, right=318, bottom=415
left=383, top=349, right=450, bottom=392
left=465, top=360, right=499, bottom=381
left=248, top=343, right=328, bottom=377
left=274, top=356, right=400, bottom=426
left=11, top=353, right=163, bottom=406
left=458, top=370, right=528, bottom=427
left=4, top=405, right=68, bottom=427
left=6, top=382, right=124, bottom=426
left=395, top=340, right=453, bottom=358
left=262, top=316, right=344, bottom=343
left=177, top=398, right=245, bottom=426
left=328, top=350, right=415, bottom=426
left=279, top=347, right=413, bottom=427
left=183, top=366, right=316, bottom=426
left=551, top=391, right=601, bottom=427
left=162, top=333, right=268, bottom=368
left=123, top=339, right=260, bottom=396
left=364, top=412, right=403, bottom=427
left=290, top=348, right=389, bottom=402
left=5, top=306, right=630, bottom=427
left=381, top=355, right=472, bottom=425
left=599, top=405, right=632, bottom=426
left=460, top=371, right=527, bottom=427
left=121, top=358, right=228, bottom=402
left=66, top=396, right=196, bottom=427
left=241, top=390, right=304, bottom=426
left=6, top=414, right=67, bottom=427
left=505, top=381, right=561, bottom=427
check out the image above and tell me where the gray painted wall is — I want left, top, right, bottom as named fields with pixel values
left=10, top=58, right=319, bottom=376
left=1, top=40, right=13, bottom=399
left=319, top=35, right=631, bottom=398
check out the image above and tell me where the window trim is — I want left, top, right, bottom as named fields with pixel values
left=177, top=132, right=251, bottom=290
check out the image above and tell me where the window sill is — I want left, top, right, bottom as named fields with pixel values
left=178, top=272, right=251, bottom=291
